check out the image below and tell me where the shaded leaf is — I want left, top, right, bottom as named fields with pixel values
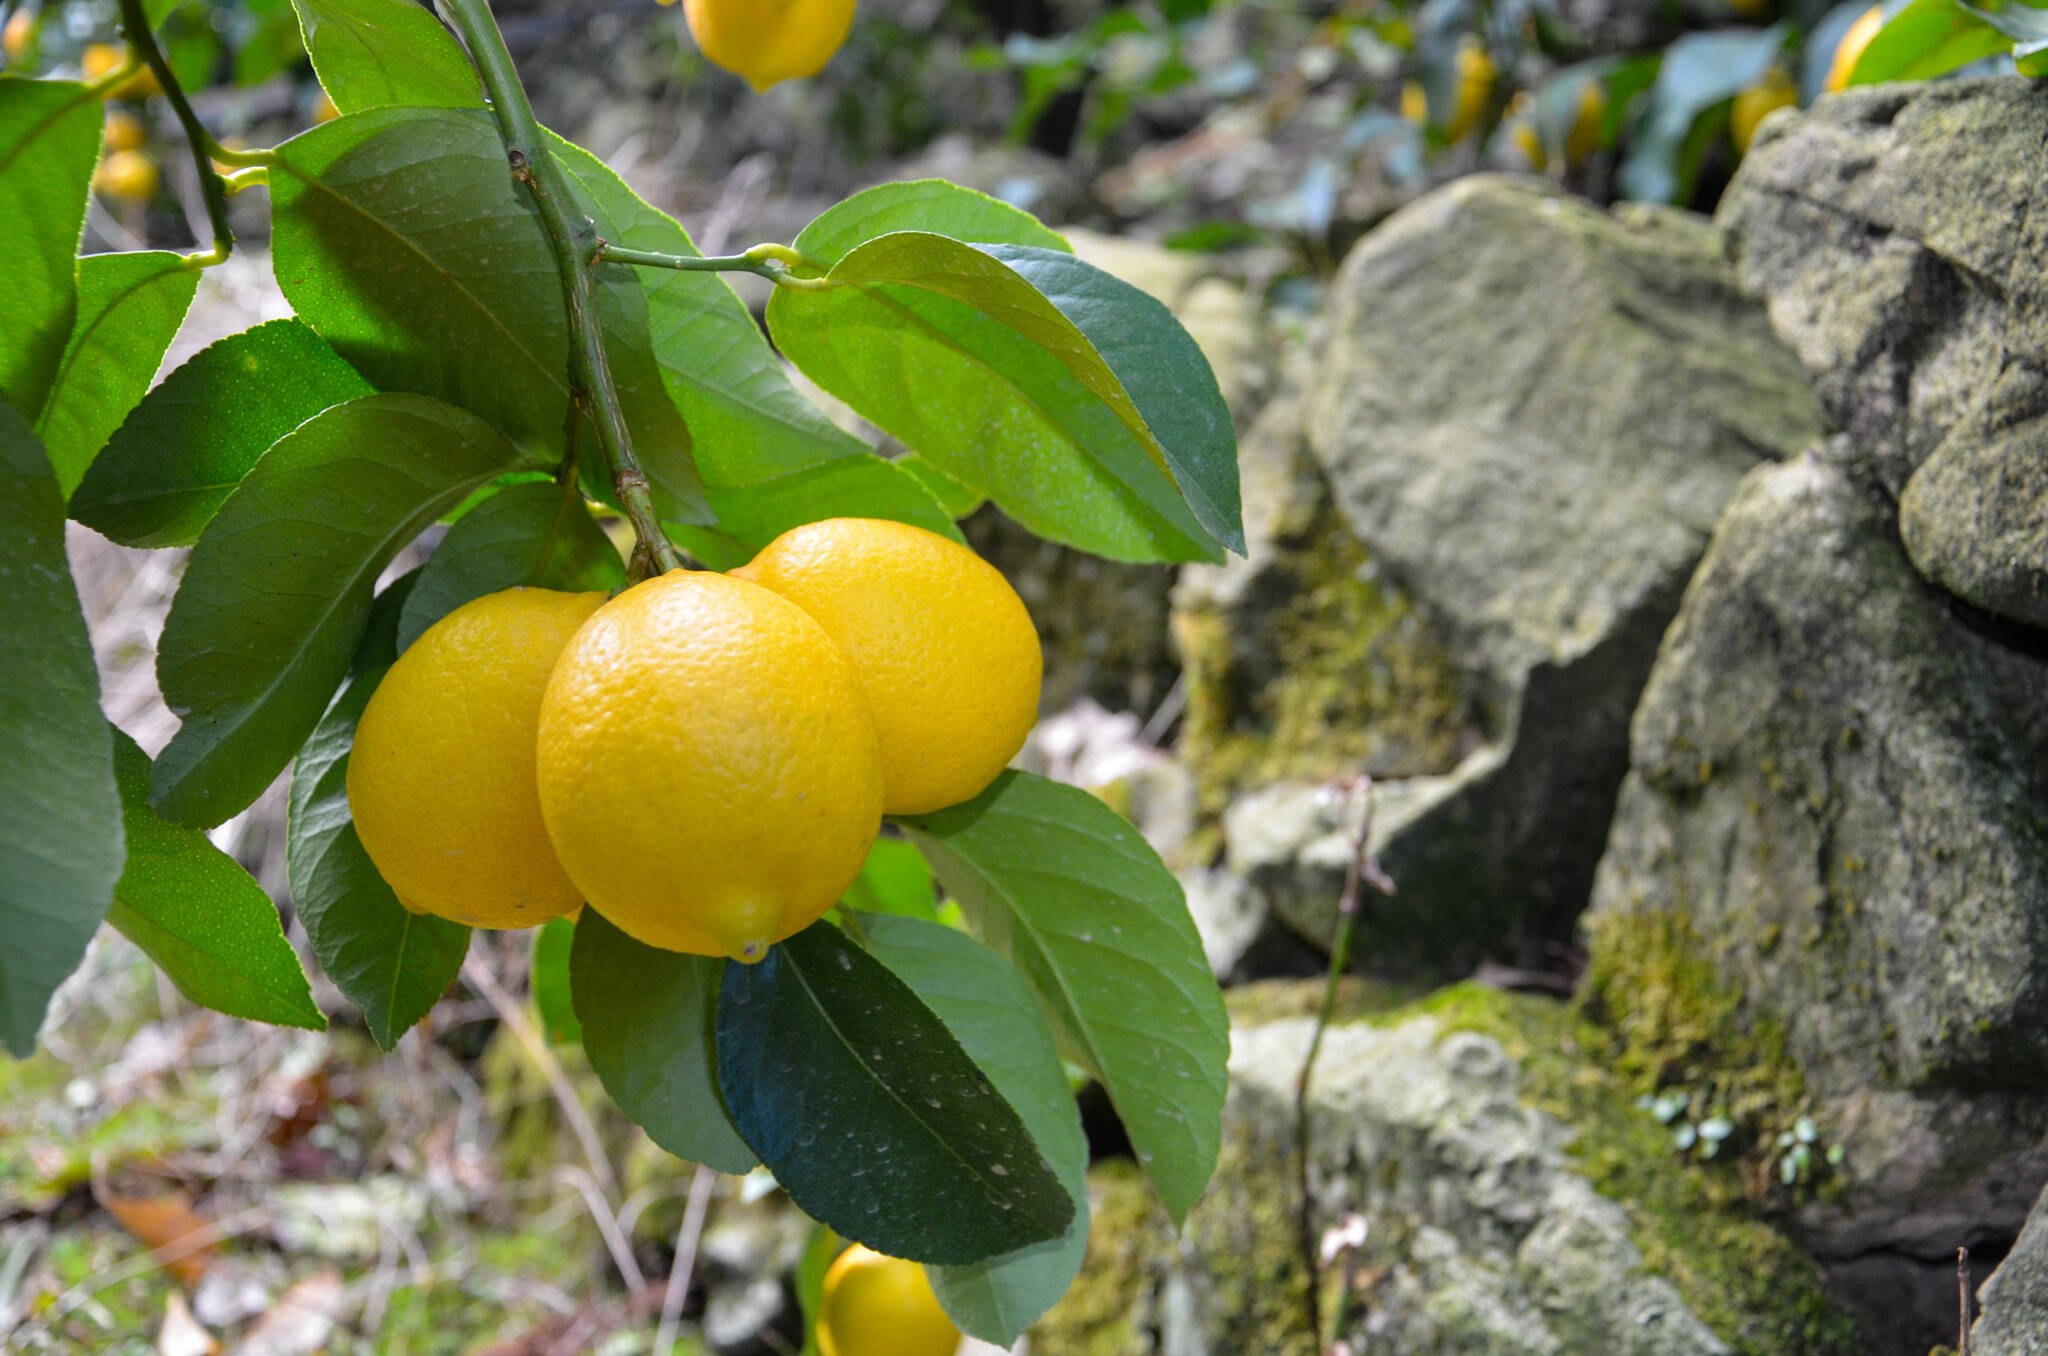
left=287, top=571, right=471, bottom=1049
left=862, top=913, right=1088, bottom=1347
left=0, top=402, right=123, bottom=1057
left=900, top=770, right=1226, bottom=1225
left=397, top=479, right=622, bottom=651
left=290, top=0, right=483, bottom=113
left=530, top=915, right=579, bottom=1046
left=0, top=77, right=100, bottom=413
left=1619, top=27, right=1786, bottom=203
left=571, top=910, right=756, bottom=1173
left=768, top=232, right=1224, bottom=564
left=106, top=730, right=324, bottom=1031
left=70, top=318, right=377, bottom=548
left=718, top=921, right=1072, bottom=1264
left=153, top=393, right=530, bottom=828
left=36, top=250, right=198, bottom=497
left=790, top=179, right=1070, bottom=269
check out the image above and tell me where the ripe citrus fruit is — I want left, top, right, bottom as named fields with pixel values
left=104, top=109, right=147, bottom=152
left=817, top=1245, right=961, bottom=1356
left=669, top=0, right=857, bottom=92
left=4, top=9, right=37, bottom=63
left=1826, top=5, right=1885, bottom=92
left=1731, top=65, right=1797, bottom=153
left=346, top=587, right=603, bottom=930
left=1399, top=40, right=1496, bottom=145
left=535, top=570, right=883, bottom=961
left=732, top=518, right=1041, bottom=816
left=93, top=148, right=158, bottom=201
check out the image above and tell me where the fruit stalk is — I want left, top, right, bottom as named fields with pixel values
left=439, top=0, right=683, bottom=575
left=114, top=0, right=235, bottom=268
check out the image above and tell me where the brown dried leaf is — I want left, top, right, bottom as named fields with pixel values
left=97, top=1186, right=222, bottom=1288
left=227, top=1268, right=343, bottom=1356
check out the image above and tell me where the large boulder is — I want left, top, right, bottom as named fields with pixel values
left=1585, top=441, right=2048, bottom=1263
left=1031, top=982, right=1859, bottom=1355
left=1977, top=1185, right=2048, bottom=1354
left=1228, top=175, right=1823, bottom=972
left=1720, top=79, right=2048, bottom=628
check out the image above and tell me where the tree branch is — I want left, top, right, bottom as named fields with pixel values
left=113, top=0, right=235, bottom=268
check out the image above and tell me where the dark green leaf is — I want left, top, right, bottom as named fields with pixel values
left=152, top=393, right=531, bottom=828
left=70, top=318, right=376, bottom=548
left=572, top=909, right=756, bottom=1173
left=842, top=837, right=939, bottom=920
left=789, top=179, right=1070, bottom=269
left=861, top=914, right=1088, bottom=1346
left=982, top=244, right=1242, bottom=556
left=0, top=78, right=100, bottom=414
left=768, top=232, right=1224, bottom=564
left=549, top=136, right=957, bottom=557
left=105, top=730, right=324, bottom=1030
left=900, top=770, right=1226, bottom=1226
left=397, top=479, right=622, bottom=651
left=1618, top=26, right=1786, bottom=202
left=1847, top=0, right=2009, bottom=82
left=35, top=251, right=198, bottom=497
left=530, top=915, right=579, bottom=1045
left=290, top=0, right=483, bottom=113
left=717, top=921, right=1072, bottom=1264
left=287, top=572, right=471, bottom=1049
left=0, top=402, right=123, bottom=1057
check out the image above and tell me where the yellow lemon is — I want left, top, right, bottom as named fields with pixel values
left=535, top=570, right=883, bottom=961
left=1826, top=5, right=1885, bottom=92
left=1446, top=40, right=1497, bottom=144
left=347, top=587, right=603, bottom=930
left=93, top=148, right=157, bottom=201
left=1400, top=80, right=1428, bottom=126
left=81, top=41, right=124, bottom=81
left=817, top=1245, right=961, bottom=1356
left=732, top=518, right=1041, bottom=816
left=1565, top=79, right=1607, bottom=165
left=674, top=0, right=857, bottom=92
left=103, top=109, right=146, bottom=153
left=1731, top=65, right=1797, bottom=153
left=311, top=88, right=338, bottom=123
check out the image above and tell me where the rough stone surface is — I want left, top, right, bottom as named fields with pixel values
left=1586, top=443, right=2048, bottom=1254
left=1978, top=1185, right=2048, bottom=1355
left=1720, top=79, right=2048, bottom=627
left=1265, top=175, right=1823, bottom=971
left=1032, top=985, right=1857, bottom=1355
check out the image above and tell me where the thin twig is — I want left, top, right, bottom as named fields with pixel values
left=655, top=1165, right=717, bottom=1355
left=593, top=240, right=833, bottom=291
left=437, top=0, right=691, bottom=573
left=1959, top=1245, right=1973, bottom=1355
left=113, top=0, right=236, bottom=267
left=461, top=955, right=615, bottom=1197
left=1294, top=774, right=1394, bottom=1352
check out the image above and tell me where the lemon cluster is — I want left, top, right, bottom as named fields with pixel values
left=346, top=518, right=1042, bottom=963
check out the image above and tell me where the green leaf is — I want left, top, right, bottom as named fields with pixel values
left=768, top=232, right=1225, bottom=564
left=105, top=730, right=324, bottom=1030
left=547, top=136, right=959, bottom=559
left=793, top=1224, right=840, bottom=1356
left=900, top=770, right=1227, bottom=1226
left=269, top=109, right=706, bottom=524
left=1849, top=0, right=2010, bottom=82
left=530, top=915, right=579, bottom=1045
left=982, top=244, right=1243, bottom=556
left=35, top=251, right=198, bottom=497
left=290, top=0, right=483, bottom=113
left=152, top=393, right=531, bottom=828
left=69, top=319, right=377, bottom=548
left=790, top=179, right=1070, bottom=269
left=0, top=401, right=123, bottom=1057
left=718, top=921, right=1073, bottom=1264
left=0, top=78, right=101, bottom=414
left=1618, top=26, right=1786, bottom=202
left=571, top=910, right=756, bottom=1174
left=397, top=479, right=622, bottom=651
left=842, top=837, right=940, bottom=920
left=896, top=454, right=984, bottom=519
left=287, top=571, right=471, bottom=1049
left=861, top=914, right=1088, bottom=1346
